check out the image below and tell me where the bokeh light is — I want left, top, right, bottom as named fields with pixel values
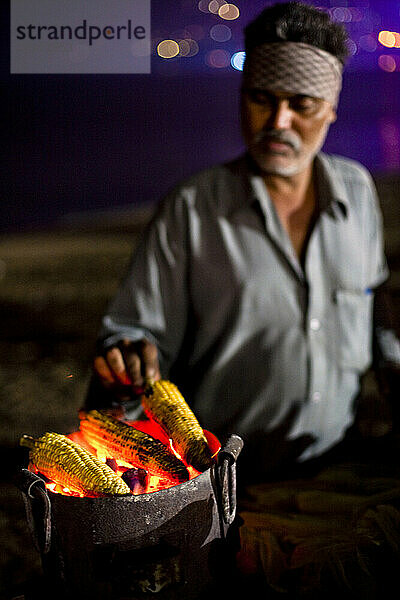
left=178, top=39, right=191, bottom=57
left=349, top=7, right=363, bottom=22
left=157, top=40, right=179, bottom=59
left=359, top=34, right=377, bottom=53
left=378, top=54, right=397, bottom=72
left=331, top=7, right=352, bottom=22
left=209, top=0, right=227, bottom=14
left=378, top=31, right=397, bottom=48
left=231, top=51, right=246, bottom=71
left=218, top=4, right=240, bottom=20
left=347, top=39, right=358, bottom=56
left=206, top=49, right=231, bottom=68
left=178, top=38, right=199, bottom=58
left=210, top=24, right=232, bottom=42
left=198, top=0, right=209, bottom=13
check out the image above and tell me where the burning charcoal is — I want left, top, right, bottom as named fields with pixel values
left=106, top=458, right=118, bottom=472
left=122, top=468, right=148, bottom=493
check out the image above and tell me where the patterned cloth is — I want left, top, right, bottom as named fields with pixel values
left=243, top=42, right=343, bottom=107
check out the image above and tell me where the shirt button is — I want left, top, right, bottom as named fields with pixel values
left=310, top=318, right=321, bottom=331
left=312, top=392, right=322, bottom=403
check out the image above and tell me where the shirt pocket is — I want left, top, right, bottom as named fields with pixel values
left=334, top=289, right=374, bottom=372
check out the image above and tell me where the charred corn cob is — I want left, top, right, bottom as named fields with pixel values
left=79, top=410, right=189, bottom=483
left=142, top=380, right=213, bottom=472
left=20, top=432, right=130, bottom=496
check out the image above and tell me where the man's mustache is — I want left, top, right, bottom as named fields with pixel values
left=252, top=129, right=302, bottom=153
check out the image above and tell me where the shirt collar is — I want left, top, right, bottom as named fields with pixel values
left=314, top=153, right=349, bottom=219
left=245, top=152, right=349, bottom=220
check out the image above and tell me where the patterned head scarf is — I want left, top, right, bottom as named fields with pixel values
left=242, top=42, right=343, bottom=107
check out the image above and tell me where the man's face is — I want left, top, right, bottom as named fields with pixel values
left=241, top=88, right=337, bottom=177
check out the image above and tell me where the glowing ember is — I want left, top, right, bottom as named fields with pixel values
left=169, top=438, right=183, bottom=460
left=41, top=419, right=220, bottom=498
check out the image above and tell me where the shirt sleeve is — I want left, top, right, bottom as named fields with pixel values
left=368, top=178, right=400, bottom=371
left=98, top=189, right=190, bottom=374
left=367, top=177, right=390, bottom=289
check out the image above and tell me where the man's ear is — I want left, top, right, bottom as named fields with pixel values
left=329, top=108, right=337, bottom=124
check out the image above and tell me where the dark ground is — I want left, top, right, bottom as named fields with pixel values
left=0, top=173, right=399, bottom=599
left=0, top=229, right=139, bottom=598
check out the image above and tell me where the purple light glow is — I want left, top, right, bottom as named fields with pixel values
left=379, top=118, right=400, bottom=170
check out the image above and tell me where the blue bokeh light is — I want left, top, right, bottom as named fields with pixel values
left=231, top=51, right=246, bottom=71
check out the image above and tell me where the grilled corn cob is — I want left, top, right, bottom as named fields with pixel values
left=79, top=410, right=189, bottom=483
left=20, top=432, right=130, bottom=496
left=142, top=380, right=213, bottom=472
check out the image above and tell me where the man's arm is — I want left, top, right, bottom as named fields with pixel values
left=368, top=176, right=400, bottom=399
left=353, top=173, right=399, bottom=437
left=91, top=190, right=190, bottom=398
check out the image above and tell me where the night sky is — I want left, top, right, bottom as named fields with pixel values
left=5, top=0, right=400, bottom=232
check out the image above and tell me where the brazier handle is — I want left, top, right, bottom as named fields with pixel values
left=14, top=469, right=52, bottom=554
left=217, top=434, right=244, bottom=525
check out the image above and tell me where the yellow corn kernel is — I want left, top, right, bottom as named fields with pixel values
left=20, top=432, right=130, bottom=496
left=79, top=410, right=189, bottom=483
left=142, top=380, right=213, bottom=472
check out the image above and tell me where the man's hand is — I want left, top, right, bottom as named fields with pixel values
left=94, top=339, right=161, bottom=393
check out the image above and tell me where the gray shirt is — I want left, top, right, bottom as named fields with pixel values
left=100, top=153, right=388, bottom=463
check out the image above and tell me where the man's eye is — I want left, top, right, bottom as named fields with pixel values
left=291, top=97, right=318, bottom=112
left=247, top=90, right=272, bottom=105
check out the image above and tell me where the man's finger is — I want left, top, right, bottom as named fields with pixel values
left=93, top=356, right=115, bottom=385
left=119, top=339, right=143, bottom=387
left=124, top=351, right=144, bottom=388
left=141, top=340, right=161, bottom=382
left=105, top=346, right=131, bottom=385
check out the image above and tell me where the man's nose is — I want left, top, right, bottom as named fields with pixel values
left=268, top=100, right=293, bottom=129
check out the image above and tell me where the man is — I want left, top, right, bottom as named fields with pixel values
left=88, top=2, right=399, bottom=480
